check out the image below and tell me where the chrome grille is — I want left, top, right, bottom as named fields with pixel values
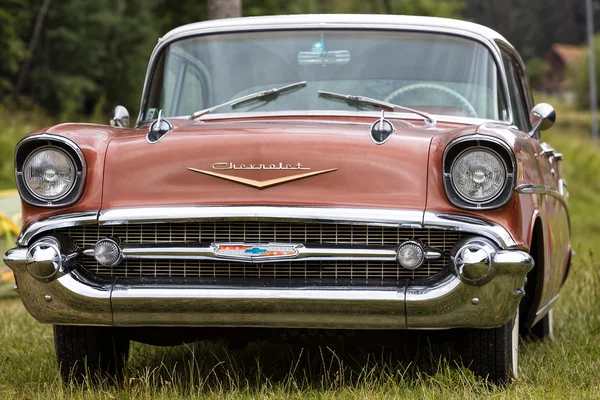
left=55, top=222, right=462, bottom=285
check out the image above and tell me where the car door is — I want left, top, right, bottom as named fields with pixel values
left=503, top=53, right=569, bottom=312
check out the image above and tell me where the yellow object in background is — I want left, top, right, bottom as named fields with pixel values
left=0, top=212, right=20, bottom=237
left=0, top=210, right=19, bottom=284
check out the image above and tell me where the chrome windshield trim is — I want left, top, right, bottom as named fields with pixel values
left=196, top=110, right=498, bottom=126
left=17, top=207, right=518, bottom=250
left=17, top=211, right=99, bottom=246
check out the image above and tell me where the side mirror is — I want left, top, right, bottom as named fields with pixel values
left=110, top=105, right=130, bottom=128
left=529, top=103, right=556, bottom=136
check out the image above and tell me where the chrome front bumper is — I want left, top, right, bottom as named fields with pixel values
left=4, top=207, right=533, bottom=330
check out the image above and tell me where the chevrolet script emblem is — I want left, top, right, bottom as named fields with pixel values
left=187, top=162, right=337, bottom=189
left=213, top=243, right=300, bottom=261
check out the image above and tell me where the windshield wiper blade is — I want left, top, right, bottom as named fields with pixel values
left=318, top=90, right=436, bottom=126
left=191, top=81, right=307, bottom=119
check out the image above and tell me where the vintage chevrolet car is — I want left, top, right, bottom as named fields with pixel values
left=4, top=14, right=570, bottom=384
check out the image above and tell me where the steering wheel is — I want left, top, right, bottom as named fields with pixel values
left=384, top=83, right=479, bottom=119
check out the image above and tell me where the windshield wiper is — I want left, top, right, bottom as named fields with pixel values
left=318, top=90, right=436, bottom=126
left=191, top=81, right=307, bottom=119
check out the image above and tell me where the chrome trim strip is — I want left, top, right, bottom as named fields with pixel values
left=91, top=243, right=402, bottom=263
left=17, top=211, right=99, bottom=246
left=137, top=18, right=514, bottom=126
left=99, top=207, right=425, bottom=228
left=197, top=110, right=499, bottom=127
left=17, top=207, right=519, bottom=250
left=515, top=184, right=569, bottom=209
left=532, top=294, right=559, bottom=326
left=100, top=207, right=516, bottom=248
left=422, top=212, right=517, bottom=249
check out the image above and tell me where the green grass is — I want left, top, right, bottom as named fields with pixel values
left=0, top=109, right=600, bottom=398
left=0, top=106, right=55, bottom=190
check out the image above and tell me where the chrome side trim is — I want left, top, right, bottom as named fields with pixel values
left=532, top=294, right=559, bottom=326
left=17, top=207, right=519, bottom=250
left=17, top=211, right=99, bottom=246
left=422, top=212, right=517, bottom=249
left=515, top=184, right=569, bottom=210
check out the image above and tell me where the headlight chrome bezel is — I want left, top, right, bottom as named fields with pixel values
left=15, top=134, right=87, bottom=208
left=443, top=135, right=516, bottom=210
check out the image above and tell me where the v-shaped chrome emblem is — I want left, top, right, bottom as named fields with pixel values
left=187, top=167, right=337, bottom=189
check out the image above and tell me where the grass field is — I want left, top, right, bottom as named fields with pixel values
left=1, top=104, right=600, bottom=398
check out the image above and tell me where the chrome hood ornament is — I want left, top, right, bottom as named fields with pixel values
left=187, top=165, right=337, bottom=189
left=147, top=110, right=173, bottom=143
left=370, top=110, right=395, bottom=144
left=188, top=161, right=337, bottom=189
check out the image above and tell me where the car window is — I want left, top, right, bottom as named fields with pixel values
left=178, top=65, right=204, bottom=116
left=502, top=54, right=529, bottom=132
left=143, top=30, right=507, bottom=122
left=515, top=63, right=533, bottom=133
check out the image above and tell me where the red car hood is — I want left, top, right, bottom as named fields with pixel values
left=101, top=117, right=473, bottom=210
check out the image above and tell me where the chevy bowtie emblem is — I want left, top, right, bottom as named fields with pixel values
left=213, top=243, right=300, bottom=261
left=187, top=163, right=337, bottom=189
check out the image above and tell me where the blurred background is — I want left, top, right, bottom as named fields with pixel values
left=1, top=0, right=600, bottom=288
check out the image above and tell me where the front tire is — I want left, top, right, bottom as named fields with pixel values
left=54, top=325, right=130, bottom=383
left=460, top=310, right=519, bottom=385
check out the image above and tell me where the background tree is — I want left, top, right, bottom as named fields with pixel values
left=209, top=0, right=242, bottom=19
left=2, top=0, right=600, bottom=119
left=526, top=57, right=550, bottom=90
left=574, top=34, right=600, bottom=109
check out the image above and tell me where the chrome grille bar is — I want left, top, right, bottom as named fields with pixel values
left=54, top=221, right=462, bottom=284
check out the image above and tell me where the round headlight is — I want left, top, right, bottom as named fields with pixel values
left=23, top=147, right=76, bottom=201
left=450, top=148, right=507, bottom=203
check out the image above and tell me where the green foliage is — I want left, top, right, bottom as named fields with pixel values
left=461, top=0, right=592, bottom=61
left=3, top=0, right=462, bottom=119
left=0, top=106, right=54, bottom=190
left=573, top=35, right=600, bottom=111
left=26, top=0, right=158, bottom=117
left=0, top=0, right=597, bottom=121
left=1, top=0, right=157, bottom=119
left=244, top=0, right=462, bottom=17
left=525, top=57, right=549, bottom=89
left=0, top=0, right=29, bottom=94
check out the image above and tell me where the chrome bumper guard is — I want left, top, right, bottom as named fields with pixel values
left=4, top=208, right=533, bottom=329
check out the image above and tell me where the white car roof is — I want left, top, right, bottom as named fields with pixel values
left=160, top=14, right=512, bottom=49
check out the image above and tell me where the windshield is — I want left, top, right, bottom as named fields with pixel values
left=142, top=30, right=505, bottom=122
